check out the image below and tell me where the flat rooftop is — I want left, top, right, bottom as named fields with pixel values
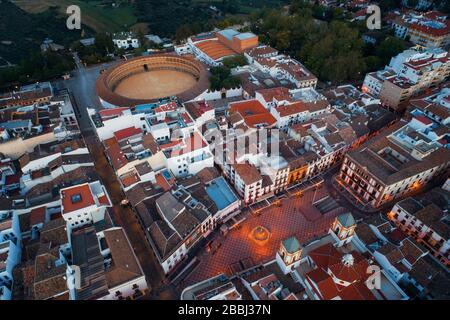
left=206, top=177, right=239, bottom=211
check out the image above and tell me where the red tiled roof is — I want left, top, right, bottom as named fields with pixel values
left=181, top=112, right=194, bottom=124
left=195, top=39, right=237, bottom=61
left=120, top=173, right=141, bottom=188
left=5, top=172, right=21, bottom=186
left=409, top=20, right=450, bottom=37
left=307, top=273, right=339, bottom=300
left=232, top=163, right=262, bottom=185
left=229, top=100, right=276, bottom=128
left=30, top=207, right=46, bottom=226
left=328, top=253, right=369, bottom=284
left=61, top=184, right=95, bottom=214
left=105, top=139, right=127, bottom=171
left=160, top=140, right=182, bottom=150
left=155, top=173, right=172, bottom=191
left=308, top=243, right=342, bottom=269
left=414, top=115, right=433, bottom=126
left=246, top=45, right=278, bottom=58
left=97, top=194, right=110, bottom=206
left=304, top=241, right=380, bottom=300
left=184, top=101, right=213, bottom=120
left=256, top=87, right=291, bottom=103
left=113, top=127, right=142, bottom=141
left=275, top=102, right=308, bottom=117
left=339, top=282, right=376, bottom=300
left=98, top=107, right=128, bottom=120
left=155, top=101, right=178, bottom=113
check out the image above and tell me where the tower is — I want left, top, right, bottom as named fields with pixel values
left=330, top=212, right=356, bottom=247
left=276, top=236, right=302, bottom=274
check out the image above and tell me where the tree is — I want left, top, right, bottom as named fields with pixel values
left=276, top=31, right=291, bottom=51
left=376, top=36, right=407, bottom=65
left=209, top=66, right=241, bottom=91
left=364, top=56, right=382, bottom=72
left=222, top=55, right=248, bottom=69
left=95, top=33, right=114, bottom=55
left=175, top=24, right=194, bottom=43
left=407, top=0, right=419, bottom=8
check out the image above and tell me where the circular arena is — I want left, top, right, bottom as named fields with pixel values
left=96, top=54, right=209, bottom=108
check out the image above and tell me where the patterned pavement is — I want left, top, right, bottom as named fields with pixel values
left=179, top=187, right=346, bottom=289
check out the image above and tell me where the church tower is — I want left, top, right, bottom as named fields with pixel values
left=330, top=212, right=356, bottom=247
left=276, top=236, right=302, bottom=274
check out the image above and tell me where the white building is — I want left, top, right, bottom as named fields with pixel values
left=0, top=238, right=21, bottom=298
left=337, top=115, right=450, bottom=209
left=60, top=181, right=112, bottom=228
left=271, top=100, right=331, bottom=131
left=245, top=45, right=318, bottom=89
left=163, top=131, right=214, bottom=178
left=70, top=226, right=148, bottom=300
left=362, top=47, right=450, bottom=110
left=113, top=32, right=140, bottom=50
left=388, top=197, right=449, bottom=267
left=223, top=154, right=290, bottom=206
left=20, top=147, right=94, bottom=194
left=149, top=188, right=216, bottom=274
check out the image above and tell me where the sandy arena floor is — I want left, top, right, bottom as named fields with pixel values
left=114, top=70, right=197, bottom=99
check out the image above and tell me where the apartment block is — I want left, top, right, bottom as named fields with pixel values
left=391, top=11, right=450, bottom=48
left=337, top=116, right=450, bottom=209
left=387, top=190, right=449, bottom=266
left=362, top=47, right=450, bottom=111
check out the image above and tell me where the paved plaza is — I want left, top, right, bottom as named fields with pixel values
left=179, top=186, right=346, bottom=289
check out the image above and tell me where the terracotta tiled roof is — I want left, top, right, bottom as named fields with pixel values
left=229, top=100, right=276, bottom=128
left=98, top=107, right=128, bottom=120
left=113, top=127, right=142, bottom=142
left=232, top=163, right=262, bottom=185
left=30, top=207, right=46, bottom=226
left=195, top=39, right=237, bottom=60
left=104, top=228, right=144, bottom=288
left=61, top=184, right=95, bottom=214
left=256, top=87, right=291, bottom=103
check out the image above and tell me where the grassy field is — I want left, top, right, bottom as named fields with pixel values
left=12, top=0, right=137, bottom=33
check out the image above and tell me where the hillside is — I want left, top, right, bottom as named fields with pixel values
left=0, top=1, right=84, bottom=64
left=12, top=0, right=288, bottom=36
left=12, top=0, right=138, bottom=33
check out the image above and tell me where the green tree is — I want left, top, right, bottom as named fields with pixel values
left=222, top=55, right=248, bottom=69
left=95, top=33, right=114, bottom=55
left=376, top=36, right=408, bottom=65
left=209, top=66, right=241, bottom=91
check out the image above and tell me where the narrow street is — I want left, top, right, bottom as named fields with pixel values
left=66, top=58, right=177, bottom=299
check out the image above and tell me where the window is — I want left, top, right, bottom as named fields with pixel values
left=71, top=194, right=82, bottom=204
